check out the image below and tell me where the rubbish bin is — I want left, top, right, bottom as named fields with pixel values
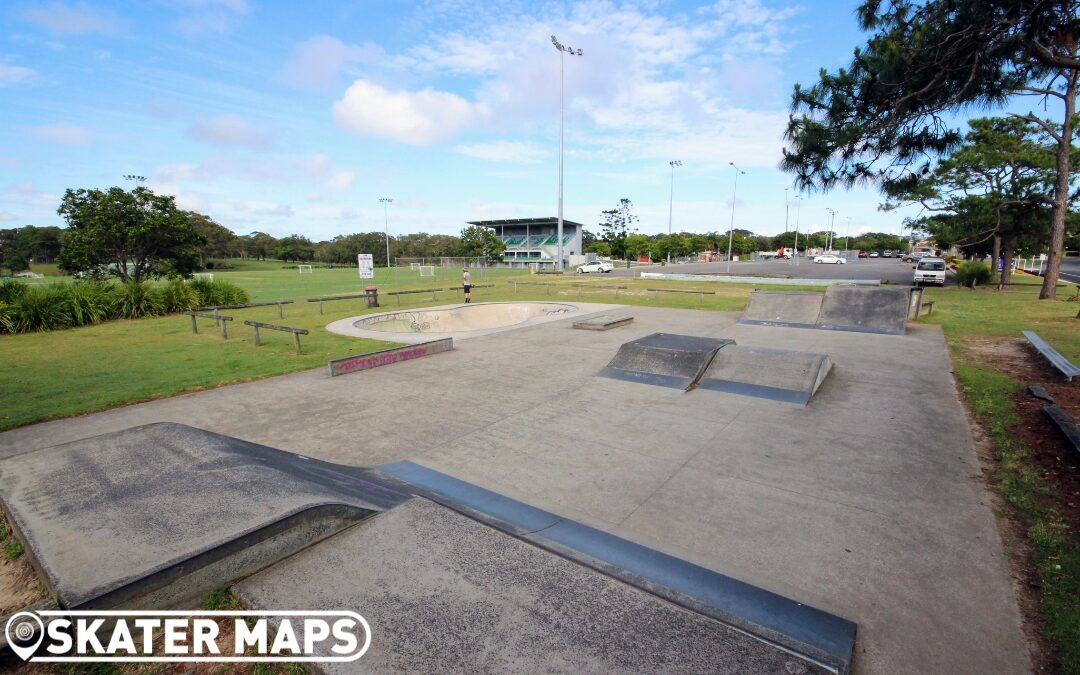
left=364, top=285, right=379, bottom=308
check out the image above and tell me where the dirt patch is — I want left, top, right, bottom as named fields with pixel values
left=0, top=516, right=43, bottom=617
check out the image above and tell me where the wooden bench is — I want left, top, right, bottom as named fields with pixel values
left=185, top=311, right=233, bottom=339
left=1022, top=330, right=1080, bottom=381
left=197, top=300, right=293, bottom=319
left=646, top=287, right=716, bottom=302
left=307, top=293, right=368, bottom=314
left=244, top=320, right=309, bottom=352
left=385, top=288, right=442, bottom=306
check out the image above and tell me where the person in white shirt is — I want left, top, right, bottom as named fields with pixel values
left=462, top=269, right=471, bottom=303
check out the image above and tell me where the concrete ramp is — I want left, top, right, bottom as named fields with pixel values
left=0, top=423, right=408, bottom=609
left=739, top=287, right=909, bottom=335
left=739, top=291, right=825, bottom=328
left=817, top=286, right=910, bottom=335
left=698, top=346, right=833, bottom=405
left=598, top=333, right=732, bottom=390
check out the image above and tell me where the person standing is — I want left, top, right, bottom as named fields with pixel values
left=462, top=268, right=471, bottom=303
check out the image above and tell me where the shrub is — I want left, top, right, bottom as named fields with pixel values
left=113, top=281, right=164, bottom=319
left=188, top=278, right=249, bottom=307
left=67, top=281, right=115, bottom=326
left=10, top=285, right=74, bottom=332
left=160, top=278, right=201, bottom=314
left=0, top=279, right=26, bottom=304
left=0, top=301, right=13, bottom=334
left=956, top=261, right=992, bottom=287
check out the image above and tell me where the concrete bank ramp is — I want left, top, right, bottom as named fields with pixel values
left=740, top=290, right=825, bottom=328
left=739, top=286, right=910, bottom=335
left=597, top=333, right=733, bottom=390
left=0, top=423, right=408, bottom=609
left=235, top=460, right=857, bottom=674
left=698, top=346, right=833, bottom=405
left=816, top=285, right=910, bottom=335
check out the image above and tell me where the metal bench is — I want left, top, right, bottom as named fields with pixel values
left=1022, top=330, right=1080, bottom=381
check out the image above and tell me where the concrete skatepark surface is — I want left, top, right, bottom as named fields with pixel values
left=0, top=305, right=1030, bottom=673
left=327, top=301, right=622, bottom=343
left=699, top=345, right=833, bottom=405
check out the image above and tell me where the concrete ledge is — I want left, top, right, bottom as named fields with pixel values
left=573, top=315, right=634, bottom=331
left=376, top=460, right=858, bottom=674
left=328, top=338, right=453, bottom=377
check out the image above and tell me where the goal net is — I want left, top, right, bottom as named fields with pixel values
left=297, top=264, right=313, bottom=274
left=419, top=266, right=436, bottom=277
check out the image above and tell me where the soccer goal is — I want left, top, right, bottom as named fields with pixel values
left=419, top=265, right=436, bottom=277
left=297, top=264, right=313, bottom=274
left=192, top=272, right=214, bottom=282
left=410, top=262, right=422, bottom=271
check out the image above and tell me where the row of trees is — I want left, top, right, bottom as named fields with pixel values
left=0, top=186, right=510, bottom=280
left=584, top=198, right=907, bottom=261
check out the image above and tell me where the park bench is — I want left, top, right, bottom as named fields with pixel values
left=307, top=293, right=367, bottom=314
left=244, top=320, right=309, bottom=352
left=385, top=288, right=442, bottom=306
left=197, top=300, right=293, bottom=319
left=185, top=311, right=233, bottom=339
left=1022, top=330, right=1080, bottom=382
left=646, top=287, right=717, bottom=302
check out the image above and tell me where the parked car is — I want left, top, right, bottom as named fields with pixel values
left=577, top=260, right=613, bottom=274
left=902, top=251, right=929, bottom=263
left=858, top=250, right=869, bottom=259
left=814, top=254, right=846, bottom=264
left=913, top=257, right=947, bottom=286
left=882, top=250, right=895, bottom=258
left=868, top=251, right=879, bottom=258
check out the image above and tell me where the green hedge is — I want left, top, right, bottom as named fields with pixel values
left=0, top=278, right=249, bottom=334
left=956, top=261, right=992, bottom=288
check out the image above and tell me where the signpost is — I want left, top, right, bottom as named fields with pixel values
left=358, top=253, right=374, bottom=279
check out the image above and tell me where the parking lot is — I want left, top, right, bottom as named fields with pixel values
left=609, top=256, right=941, bottom=286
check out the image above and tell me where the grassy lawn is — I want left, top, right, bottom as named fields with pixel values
left=920, top=280, right=1080, bottom=673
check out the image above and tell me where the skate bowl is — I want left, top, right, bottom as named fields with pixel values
left=327, top=302, right=621, bottom=343
left=739, top=286, right=911, bottom=335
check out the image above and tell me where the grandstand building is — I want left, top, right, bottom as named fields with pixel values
left=469, top=218, right=585, bottom=269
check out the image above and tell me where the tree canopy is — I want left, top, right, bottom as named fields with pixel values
left=56, top=186, right=204, bottom=282
left=599, top=198, right=639, bottom=260
left=456, top=225, right=506, bottom=264
left=783, top=0, right=1079, bottom=298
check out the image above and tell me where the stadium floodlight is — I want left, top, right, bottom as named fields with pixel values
left=793, top=194, right=803, bottom=264
left=667, top=160, right=682, bottom=264
left=551, top=35, right=583, bottom=272
left=725, top=162, right=746, bottom=274
left=123, top=174, right=146, bottom=184
left=380, top=198, right=393, bottom=268
left=826, top=207, right=837, bottom=251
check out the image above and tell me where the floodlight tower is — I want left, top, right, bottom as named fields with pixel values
left=123, top=174, right=146, bottom=186
left=380, top=197, right=393, bottom=268
left=667, top=160, right=682, bottom=264
left=551, top=34, right=583, bottom=272
left=725, top=162, right=746, bottom=273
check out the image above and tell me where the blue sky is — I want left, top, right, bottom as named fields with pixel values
left=1, top=1, right=961, bottom=240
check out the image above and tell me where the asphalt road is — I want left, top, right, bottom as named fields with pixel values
left=607, top=256, right=928, bottom=286
left=1060, top=256, right=1080, bottom=285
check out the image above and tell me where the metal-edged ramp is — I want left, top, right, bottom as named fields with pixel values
left=698, top=345, right=833, bottom=405
left=598, top=333, right=732, bottom=390
left=816, top=286, right=910, bottom=335
left=0, top=423, right=409, bottom=609
left=739, top=290, right=825, bottom=329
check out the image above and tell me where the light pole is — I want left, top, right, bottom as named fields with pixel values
left=794, top=194, right=803, bottom=264
left=379, top=197, right=392, bottom=268
left=725, top=162, right=746, bottom=274
left=845, top=216, right=852, bottom=258
left=551, top=35, right=583, bottom=273
left=667, top=160, right=682, bottom=264
left=825, top=208, right=836, bottom=251
left=123, top=174, right=146, bottom=187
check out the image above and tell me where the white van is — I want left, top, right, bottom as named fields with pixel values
left=913, top=257, right=947, bottom=286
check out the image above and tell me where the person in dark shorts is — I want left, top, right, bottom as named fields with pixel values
left=462, top=268, right=471, bottom=303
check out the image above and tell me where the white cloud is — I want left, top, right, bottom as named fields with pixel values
left=22, top=3, right=123, bottom=35
left=187, top=114, right=275, bottom=150
left=32, top=123, right=92, bottom=145
left=455, top=141, right=550, bottom=163
left=0, top=64, right=36, bottom=86
left=332, top=80, right=485, bottom=145
left=0, top=211, right=17, bottom=222
left=171, top=0, right=250, bottom=36
left=326, top=170, right=355, bottom=191
left=281, top=36, right=382, bottom=90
